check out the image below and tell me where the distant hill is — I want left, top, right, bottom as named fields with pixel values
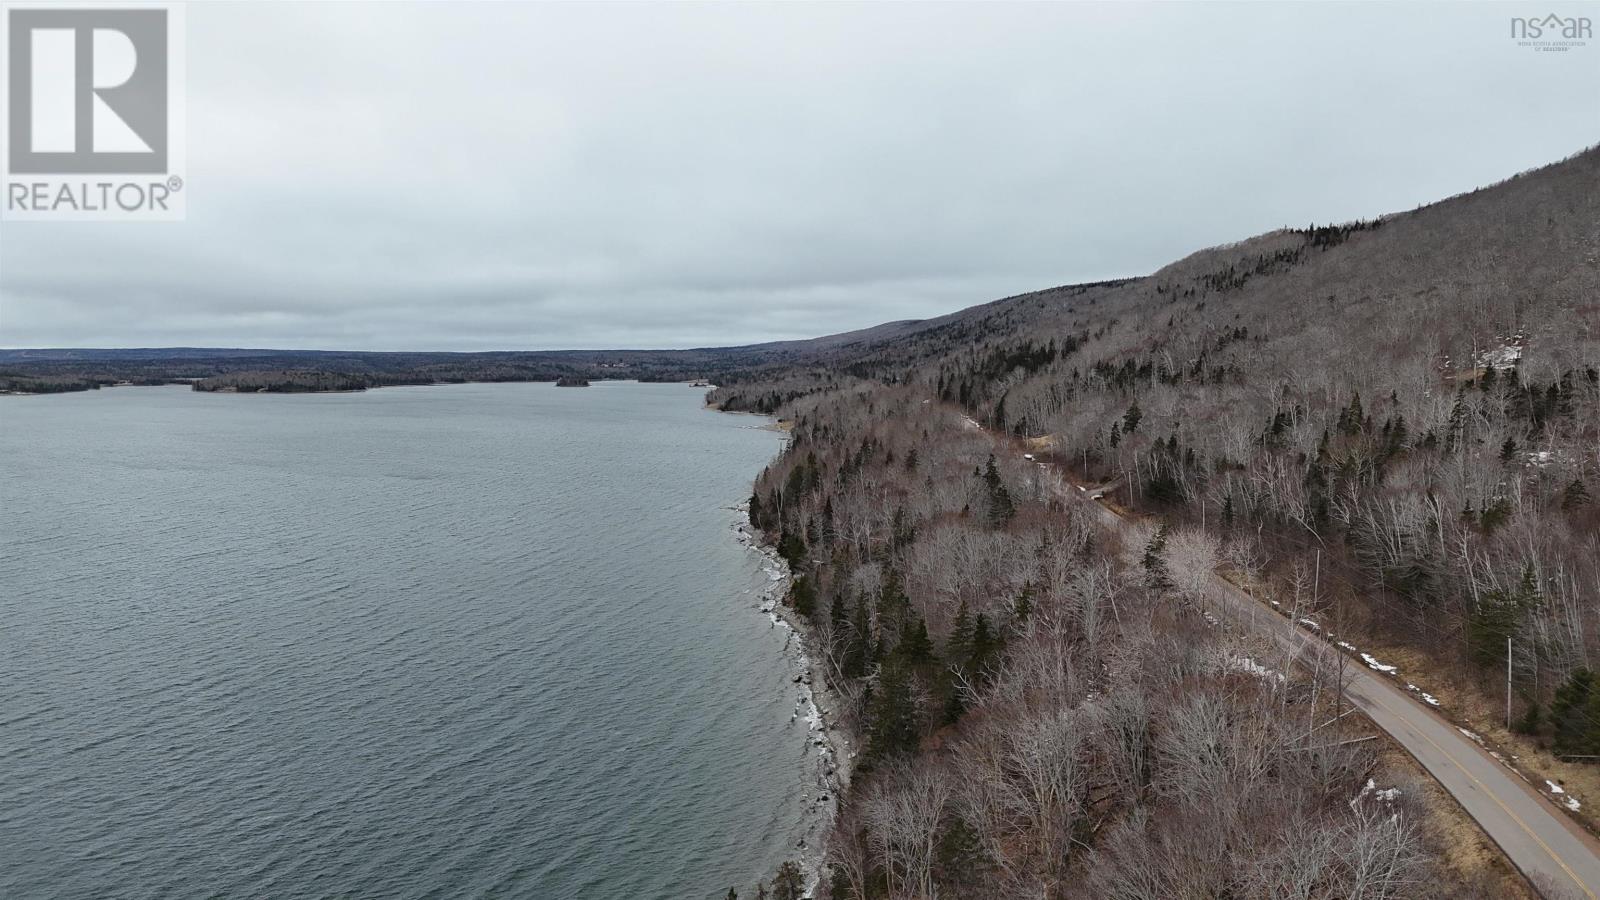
left=0, top=321, right=950, bottom=393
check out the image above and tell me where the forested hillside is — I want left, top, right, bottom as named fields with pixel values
left=713, top=146, right=1598, bottom=898
left=0, top=347, right=750, bottom=393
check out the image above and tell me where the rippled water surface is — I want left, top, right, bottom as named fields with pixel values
left=0, top=382, right=806, bottom=899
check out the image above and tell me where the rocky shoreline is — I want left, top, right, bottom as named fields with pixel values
left=733, top=503, right=854, bottom=897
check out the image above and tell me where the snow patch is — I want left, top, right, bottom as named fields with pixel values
left=1226, top=654, right=1285, bottom=683
left=1543, top=781, right=1581, bottom=811
left=1475, top=337, right=1523, bottom=371
left=1354, top=779, right=1402, bottom=806
left=1407, top=684, right=1442, bottom=707
left=1298, top=617, right=1321, bottom=631
left=1360, top=653, right=1398, bottom=675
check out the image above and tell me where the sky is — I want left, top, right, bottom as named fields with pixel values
left=1, top=1, right=1596, bottom=351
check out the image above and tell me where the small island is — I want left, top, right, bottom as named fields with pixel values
left=554, top=376, right=591, bottom=387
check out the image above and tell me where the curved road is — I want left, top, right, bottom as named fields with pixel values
left=1023, top=444, right=1600, bottom=898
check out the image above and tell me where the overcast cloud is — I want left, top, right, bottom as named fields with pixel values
left=1, top=1, right=1595, bottom=351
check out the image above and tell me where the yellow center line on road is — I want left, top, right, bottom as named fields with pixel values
left=1356, top=684, right=1598, bottom=900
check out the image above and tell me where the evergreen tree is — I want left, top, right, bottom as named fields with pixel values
left=1559, top=372, right=1578, bottom=416
left=770, top=862, right=804, bottom=900
left=936, top=815, right=986, bottom=897
left=941, top=668, right=967, bottom=725
left=969, top=613, right=997, bottom=675
left=789, top=575, right=817, bottom=620
left=1013, top=582, right=1035, bottom=622
left=843, top=596, right=871, bottom=678
left=1141, top=524, right=1171, bottom=590
left=901, top=615, right=932, bottom=662
left=829, top=590, right=848, bottom=632
left=1587, top=687, right=1600, bottom=757
left=777, top=529, right=806, bottom=565
left=1446, top=386, right=1469, bottom=449
left=982, top=456, right=1015, bottom=526
left=1507, top=367, right=1532, bottom=420
left=947, top=599, right=974, bottom=663
left=1123, top=399, right=1142, bottom=433
left=879, top=568, right=910, bottom=639
left=1337, top=392, right=1364, bottom=435
left=868, top=660, right=920, bottom=758
left=784, top=457, right=813, bottom=500
left=1515, top=701, right=1543, bottom=736
left=1267, top=410, right=1290, bottom=447
left=1563, top=478, right=1591, bottom=510
left=1479, top=497, right=1513, bottom=534
left=891, top=506, right=915, bottom=549
left=1386, top=414, right=1408, bottom=454
left=1468, top=567, right=1537, bottom=668
left=827, top=867, right=851, bottom=900
left=1551, top=669, right=1596, bottom=757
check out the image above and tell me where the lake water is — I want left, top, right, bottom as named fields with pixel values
left=0, top=381, right=808, bottom=899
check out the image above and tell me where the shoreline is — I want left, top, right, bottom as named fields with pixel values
left=704, top=399, right=793, bottom=434
left=2, top=378, right=712, bottom=399
left=731, top=506, right=853, bottom=897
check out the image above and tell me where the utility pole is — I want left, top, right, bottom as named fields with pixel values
left=1313, top=549, right=1320, bottom=609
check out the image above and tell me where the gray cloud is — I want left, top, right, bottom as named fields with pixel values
left=2, top=1, right=1595, bottom=350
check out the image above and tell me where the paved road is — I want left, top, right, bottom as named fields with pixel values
left=1042, top=464, right=1600, bottom=898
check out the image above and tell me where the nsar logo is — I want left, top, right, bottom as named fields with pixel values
left=1510, top=13, right=1592, bottom=52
